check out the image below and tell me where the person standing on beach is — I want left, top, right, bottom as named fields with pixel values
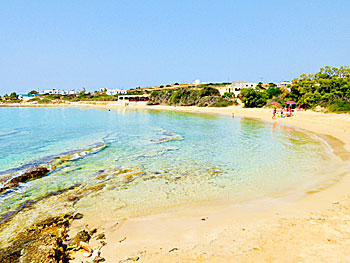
left=272, top=107, right=277, bottom=119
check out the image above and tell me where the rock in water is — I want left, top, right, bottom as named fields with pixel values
left=0, top=167, right=50, bottom=192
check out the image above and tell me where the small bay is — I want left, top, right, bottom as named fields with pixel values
left=0, top=107, right=344, bottom=245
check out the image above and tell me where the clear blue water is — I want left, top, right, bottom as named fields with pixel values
left=0, top=107, right=344, bottom=241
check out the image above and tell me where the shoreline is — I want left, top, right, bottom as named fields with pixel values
left=2, top=102, right=350, bottom=262
left=65, top=103, right=350, bottom=262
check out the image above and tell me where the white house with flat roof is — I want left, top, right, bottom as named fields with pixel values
left=42, top=89, right=60, bottom=95
left=218, top=81, right=258, bottom=97
left=42, top=89, right=76, bottom=95
left=106, top=89, right=127, bottom=95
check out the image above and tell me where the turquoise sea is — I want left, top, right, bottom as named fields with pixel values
left=0, top=107, right=345, bottom=243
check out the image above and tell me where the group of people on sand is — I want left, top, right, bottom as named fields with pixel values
left=272, top=106, right=294, bottom=119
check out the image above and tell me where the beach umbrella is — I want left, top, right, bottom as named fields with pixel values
left=270, top=102, right=280, bottom=105
left=285, top=101, right=296, bottom=104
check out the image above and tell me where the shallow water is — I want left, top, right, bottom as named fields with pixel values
left=0, top=107, right=345, bottom=242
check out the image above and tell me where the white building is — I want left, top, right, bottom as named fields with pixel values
left=42, top=89, right=76, bottom=95
left=276, top=81, right=292, bottom=88
left=42, top=89, right=60, bottom=95
left=218, top=81, right=258, bottom=97
left=192, top=79, right=200, bottom=85
left=106, top=89, right=127, bottom=95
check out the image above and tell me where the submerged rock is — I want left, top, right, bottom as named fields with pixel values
left=67, top=195, right=79, bottom=202
left=95, top=173, right=108, bottom=180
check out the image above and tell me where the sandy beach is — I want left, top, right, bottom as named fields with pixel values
left=2, top=1, right=350, bottom=261
left=3, top=102, right=350, bottom=262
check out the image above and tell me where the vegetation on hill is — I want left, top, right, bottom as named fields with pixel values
left=1, top=66, right=349, bottom=112
left=240, top=66, right=350, bottom=113
left=28, top=90, right=39, bottom=95
left=0, top=92, right=21, bottom=103
left=148, top=87, right=235, bottom=107
left=287, top=66, right=350, bottom=112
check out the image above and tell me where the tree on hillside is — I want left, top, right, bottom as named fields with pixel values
left=9, top=92, right=18, bottom=100
left=287, top=66, right=350, bottom=108
left=199, top=87, right=220, bottom=97
left=80, top=88, right=86, bottom=95
left=240, top=88, right=267, bottom=108
left=255, top=82, right=265, bottom=91
left=28, top=90, right=38, bottom=95
left=266, top=87, right=282, bottom=99
left=127, top=90, right=144, bottom=95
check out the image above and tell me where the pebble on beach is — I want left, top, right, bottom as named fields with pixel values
left=83, top=251, right=92, bottom=258
left=80, top=241, right=93, bottom=253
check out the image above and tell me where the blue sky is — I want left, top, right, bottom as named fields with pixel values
left=0, top=0, right=349, bottom=94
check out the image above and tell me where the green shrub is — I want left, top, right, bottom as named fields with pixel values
left=28, top=97, right=41, bottom=102
left=223, top=92, right=234, bottom=99
left=127, top=90, right=144, bottom=95
left=38, top=98, right=51, bottom=104
left=212, top=100, right=233, bottom=107
left=323, top=99, right=350, bottom=113
left=266, top=87, right=282, bottom=99
left=46, top=94, right=61, bottom=99
left=240, top=88, right=267, bottom=108
left=199, top=87, right=220, bottom=97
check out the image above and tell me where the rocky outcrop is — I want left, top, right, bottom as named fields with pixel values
left=73, top=230, right=91, bottom=246
left=0, top=211, right=108, bottom=263
left=0, top=213, right=74, bottom=263
left=19, top=233, right=66, bottom=263
left=0, top=143, right=107, bottom=194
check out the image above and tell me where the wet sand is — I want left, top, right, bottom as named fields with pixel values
left=3, top=102, right=350, bottom=262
